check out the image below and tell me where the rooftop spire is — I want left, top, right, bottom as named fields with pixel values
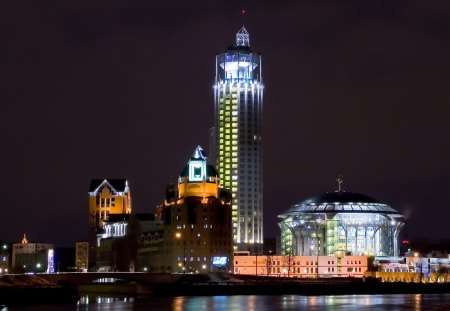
left=336, top=174, right=344, bottom=192
left=21, top=233, right=28, bottom=244
left=236, top=26, right=250, bottom=47
left=192, top=145, right=207, bottom=160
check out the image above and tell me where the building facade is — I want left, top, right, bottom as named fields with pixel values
left=152, top=146, right=233, bottom=273
left=233, top=254, right=368, bottom=278
left=93, top=146, right=233, bottom=273
left=97, top=214, right=140, bottom=272
left=75, top=242, right=89, bottom=272
left=88, top=179, right=132, bottom=270
left=11, top=234, right=53, bottom=273
left=214, top=26, right=264, bottom=252
left=278, top=188, right=405, bottom=258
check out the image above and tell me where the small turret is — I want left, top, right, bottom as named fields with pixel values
left=178, top=146, right=220, bottom=202
left=236, top=26, right=250, bottom=47
left=21, top=233, right=28, bottom=244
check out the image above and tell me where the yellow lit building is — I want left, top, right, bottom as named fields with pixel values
left=88, top=179, right=132, bottom=270
left=150, top=146, right=233, bottom=273
left=214, top=27, right=264, bottom=252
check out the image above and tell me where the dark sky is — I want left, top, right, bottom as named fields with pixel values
left=1, top=1, right=449, bottom=247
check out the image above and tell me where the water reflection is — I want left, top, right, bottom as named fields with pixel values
left=73, top=294, right=450, bottom=311
left=78, top=295, right=135, bottom=305
left=414, top=294, right=421, bottom=311
left=77, top=295, right=135, bottom=310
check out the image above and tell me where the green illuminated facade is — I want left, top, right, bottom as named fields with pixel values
left=214, top=26, right=263, bottom=251
left=279, top=191, right=404, bottom=257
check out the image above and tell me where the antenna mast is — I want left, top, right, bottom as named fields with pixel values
left=336, top=174, right=344, bottom=192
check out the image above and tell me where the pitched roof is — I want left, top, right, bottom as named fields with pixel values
left=88, top=179, right=128, bottom=193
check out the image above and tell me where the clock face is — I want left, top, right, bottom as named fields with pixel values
left=189, top=160, right=205, bottom=181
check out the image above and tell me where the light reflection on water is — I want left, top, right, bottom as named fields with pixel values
left=72, top=294, right=450, bottom=311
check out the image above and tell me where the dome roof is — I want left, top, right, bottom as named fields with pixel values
left=180, top=164, right=217, bottom=179
left=304, top=191, right=380, bottom=204
left=281, top=191, right=401, bottom=216
left=179, top=145, right=218, bottom=180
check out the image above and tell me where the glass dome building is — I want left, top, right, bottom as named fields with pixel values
left=278, top=190, right=405, bottom=257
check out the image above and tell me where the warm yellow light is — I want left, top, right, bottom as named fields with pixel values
left=175, top=232, right=181, bottom=239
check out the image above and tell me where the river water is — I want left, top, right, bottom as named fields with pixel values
left=3, top=294, right=450, bottom=310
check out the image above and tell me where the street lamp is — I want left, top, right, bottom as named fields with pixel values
left=175, top=232, right=186, bottom=274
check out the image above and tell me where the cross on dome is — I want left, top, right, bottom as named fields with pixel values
left=336, top=174, right=344, bottom=192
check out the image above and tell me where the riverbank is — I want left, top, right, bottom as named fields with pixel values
left=0, top=275, right=78, bottom=305
left=4, top=273, right=450, bottom=305
left=75, top=274, right=450, bottom=297
left=147, top=274, right=450, bottom=297
left=0, top=286, right=78, bottom=305
left=153, top=280, right=450, bottom=297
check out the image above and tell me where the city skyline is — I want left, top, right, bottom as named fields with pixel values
left=1, top=1, right=449, bottom=247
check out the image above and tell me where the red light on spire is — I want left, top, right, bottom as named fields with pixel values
left=242, top=9, right=246, bottom=15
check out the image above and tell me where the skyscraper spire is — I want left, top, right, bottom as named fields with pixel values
left=236, top=26, right=250, bottom=47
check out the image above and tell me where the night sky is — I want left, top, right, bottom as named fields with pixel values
left=1, top=1, right=449, bottom=247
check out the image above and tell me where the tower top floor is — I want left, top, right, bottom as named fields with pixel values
left=215, top=26, right=262, bottom=84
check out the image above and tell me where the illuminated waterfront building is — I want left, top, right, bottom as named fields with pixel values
left=11, top=234, right=54, bottom=273
left=87, top=179, right=132, bottom=270
left=152, top=146, right=233, bottom=273
left=278, top=179, right=405, bottom=257
left=214, top=26, right=264, bottom=252
left=233, top=254, right=368, bottom=278
left=96, top=213, right=158, bottom=272
left=93, top=147, right=233, bottom=273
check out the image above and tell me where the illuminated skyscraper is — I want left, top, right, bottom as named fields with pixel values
left=214, top=26, right=263, bottom=252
